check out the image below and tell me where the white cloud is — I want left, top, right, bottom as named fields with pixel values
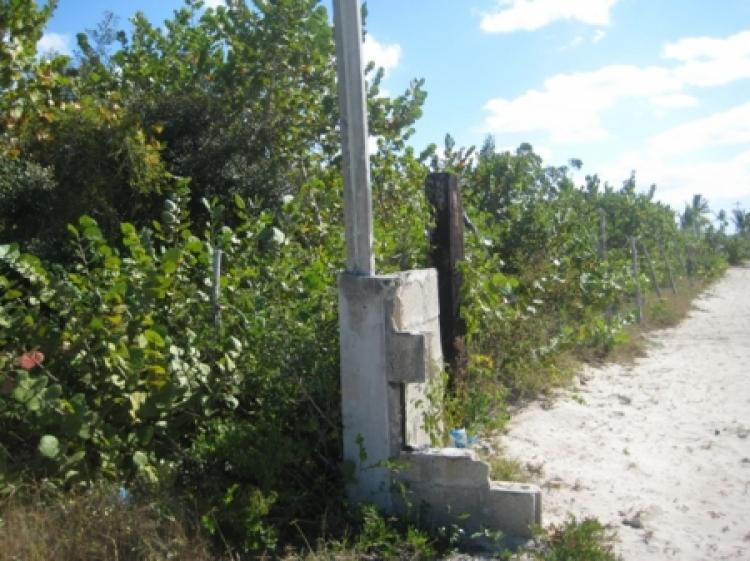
left=665, top=30, right=750, bottom=88
left=482, top=29, right=750, bottom=142
left=600, top=149, right=750, bottom=211
left=37, top=32, right=72, bottom=56
left=592, top=29, right=606, bottom=43
left=484, top=64, right=680, bottom=142
left=648, top=101, right=750, bottom=156
left=597, top=104, right=750, bottom=210
left=203, top=0, right=225, bottom=8
left=480, top=0, right=619, bottom=33
left=663, top=30, right=750, bottom=62
left=650, top=93, right=698, bottom=109
left=363, top=35, right=401, bottom=77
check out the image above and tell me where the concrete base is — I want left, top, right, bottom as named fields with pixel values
left=339, top=269, right=443, bottom=509
left=395, top=448, right=542, bottom=539
left=339, top=268, right=542, bottom=538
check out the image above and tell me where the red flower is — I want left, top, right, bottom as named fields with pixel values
left=17, top=351, right=44, bottom=370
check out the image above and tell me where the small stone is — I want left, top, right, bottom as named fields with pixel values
left=623, top=513, right=644, bottom=529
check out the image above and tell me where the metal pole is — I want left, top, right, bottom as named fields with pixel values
left=333, top=0, right=374, bottom=275
left=630, top=237, right=643, bottom=323
left=212, top=248, right=222, bottom=329
left=640, top=242, right=662, bottom=299
left=677, top=244, right=693, bottom=287
left=659, top=239, right=678, bottom=295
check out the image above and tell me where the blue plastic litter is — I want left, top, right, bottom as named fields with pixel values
left=449, top=428, right=468, bottom=448
left=117, top=486, right=133, bottom=505
left=449, top=428, right=479, bottom=448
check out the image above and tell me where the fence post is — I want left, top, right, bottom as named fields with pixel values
left=630, top=236, right=644, bottom=323
left=597, top=208, right=607, bottom=260
left=659, top=239, right=678, bottom=295
left=212, top=248, right=222, bottom=329
left=640, top=241, right=662, bottom=299
left=677, top=245, right=694, bottom=287
left=426, top=172, right=467, bottom=386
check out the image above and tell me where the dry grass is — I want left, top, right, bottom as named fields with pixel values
left=485, top=454, right=527, bottom=482
left=0, top=487, right=224, bottom=561
left=604, top=277, right=714, bottom=364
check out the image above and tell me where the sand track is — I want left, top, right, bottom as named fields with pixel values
left=500, top=266, right=750, bottom=560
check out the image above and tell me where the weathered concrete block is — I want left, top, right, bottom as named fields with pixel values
left=339, top=273, right=398, bottom=509
left=387, top=331, right=428, bottom=384
left=484, top=482, right=542, bottom=538
left=395, top=450, right=542, bottom=539
left=389, top=269, right=443, bottom=449
left=339, top=270, right=444, bottom=507
left=398, top=448, right=489, bottom=488
left=339, top=269, right=541, bottom=538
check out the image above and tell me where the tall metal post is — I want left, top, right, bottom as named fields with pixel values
left=333, top=0, right=374, bottom=275
left=640, top=242, right=662, bottom=299
left=630, top=236, right=644, bottom=323
left=212, top=248, right=222, bottom=328
left=659, top=239, right=678, bottom=295
left=597, top=208, right=607, bottom=260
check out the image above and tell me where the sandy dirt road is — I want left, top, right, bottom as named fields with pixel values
left=500, top=266, right=750, bottom=560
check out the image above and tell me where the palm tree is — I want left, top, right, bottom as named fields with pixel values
left=732, top=208, right=748, bottom=236
left=681, top=194, right=710, bottom=237
left=716, top=209, right=728, bottom=234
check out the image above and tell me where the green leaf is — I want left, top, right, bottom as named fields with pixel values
left=38, top=435, right=60, bottom=458
left=144, top=329, right=165, bottom=348
left=133, top=450, right=148, bottom=467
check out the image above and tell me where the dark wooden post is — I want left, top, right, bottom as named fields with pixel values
left=426, top=172, right=467, bottom=386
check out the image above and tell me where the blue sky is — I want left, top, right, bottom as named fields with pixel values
left=40, top=0, right=750, bottom=216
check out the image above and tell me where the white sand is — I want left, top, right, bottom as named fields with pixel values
left=499, top=266, right=750, bottom=560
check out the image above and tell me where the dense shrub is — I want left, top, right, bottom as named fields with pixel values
left=0, top=0, right=742, bottom=556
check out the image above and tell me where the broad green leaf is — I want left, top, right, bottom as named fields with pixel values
left=38, top=435, right=60, bottom=458
left=133, top=450, right=148, bottom=467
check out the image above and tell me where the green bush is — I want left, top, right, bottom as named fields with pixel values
left=522, top=517, right=620, bottom=561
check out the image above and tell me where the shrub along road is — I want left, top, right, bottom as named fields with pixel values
left=500, top=266, right=750, bottom=560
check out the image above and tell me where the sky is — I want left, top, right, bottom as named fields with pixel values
left=39, top=0, right=750, bottom=217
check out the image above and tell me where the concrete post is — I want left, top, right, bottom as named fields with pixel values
left=333, top=0, right=541, bottom=538
left=339, top=270, right=443, bottom=508
left=333, top=0, right=374, bottom=275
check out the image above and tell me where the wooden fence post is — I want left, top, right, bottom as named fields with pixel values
left=426, top=172, right=467, bottom=386
left=659, top=239, right=678, bottom=295
left=640, top=242, right=662, bottom=299
left=630, top=236, right=644, bottom=323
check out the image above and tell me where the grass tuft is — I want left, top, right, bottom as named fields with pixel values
left=515, top=517, right=621, bottom=561
left=0, top=486, right=222, bottom=561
